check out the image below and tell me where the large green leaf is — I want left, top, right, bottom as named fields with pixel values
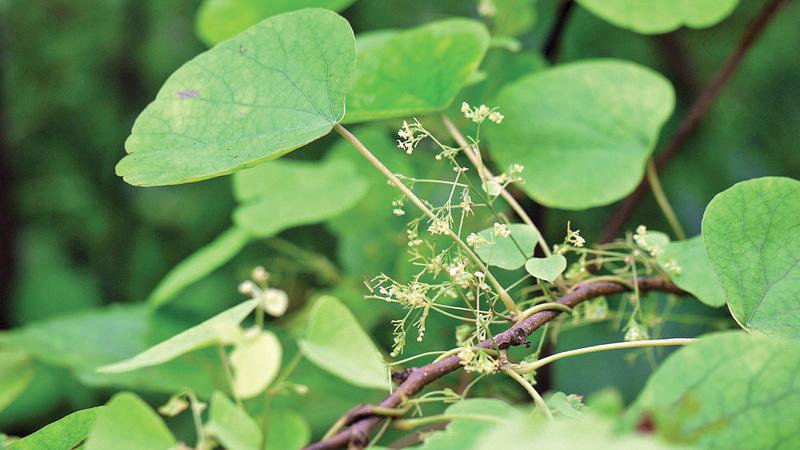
left=8, top=407, right=101, bottom=450
left=626, top=331, right=800, bottom=449
left=475, top=223, right=539, bottom=270
left=486, top=59, right=674, bottom=210
left=299, top=296, right=389, bottom=390
left=97, top=300, right=258, bottom=373
left=702, top=177, right=800, bottom=338
left=196, top=0, right=357, bottom=46
left=0, top=348, right=34, bottom=412
left=206, top=391, right=262, bottom=450
left=264, top=409, right=311, bottom=450
left=230, top=330, right=282, bottom=399
left=85, top=393, right=176, bottom=450
left=148, top=226, right=251, bottom=307
left=233, top=159, right=368, bottom=237
left=417, top=399, right=521, bottom=450
left=116, top=9, right=356, bottom=186
left=576, top=0, right=740, bottom=34
left=344, top=19, right=490, bottom=123
left=659, top=236, right=725, bottom=307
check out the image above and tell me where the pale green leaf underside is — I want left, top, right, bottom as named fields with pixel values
left=0, top=348, right=34, bottom=412
left=7, top=407, right=101, bottom=450
left=232, top=159, right=369, bottom=237
left=230, top=330, right=282, bottom=399
left=702, top=177, right=800, bottom=339
left=299, top=295, right=389, bottom=390
left=475, top=224, right=539, bottom=270
left=525, top=255, right=567, bottom=283
left=627, top=331, right=800, bottom=449
left=486, top=59, right=674, bottom=210
left=417, top=399, right=521, bottom=450
left=576, top=0, right=740, bottom=34
left=659, top=236, right=726, bottom=307
left=344, top=19, right=490, bottom=123
left=117, top=9, right=355, bottom=186
left=148, top=226, right=251, bottom=307
left=196, top=0, right=357, bottom=46
left=86, top=393, right=176, bottom=450
left=207, top=391, right=262, bottom=450
left=97, top=299, right=259, bottom=373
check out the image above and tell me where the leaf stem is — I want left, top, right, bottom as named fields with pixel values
left=217, top=344, right=243, bottom=408
left=334, top=123, right=518, bottom=315
left=502, top=368, right=553, bottom=421
left=514, top=337, right=695, bottom=374
left=645, top=158, right=686, bottom=240
left=393, top=413, right=507, bottom=430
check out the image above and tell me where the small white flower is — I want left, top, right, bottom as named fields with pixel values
left=393, top=208, right=405, bottom=216
left=251, top=266, right=269, bottom=284
left=261, top=288, right=289, bottom=317
left=238, top=280, right=258, bottom=296
left=494, top=222, right=511, bottom=238
left=488, top=111, right=504, bottom=124
left=466, top=232, right=487, bottom=248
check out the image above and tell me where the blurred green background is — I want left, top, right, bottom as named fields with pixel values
left=1, top=0, right=798, bottom=441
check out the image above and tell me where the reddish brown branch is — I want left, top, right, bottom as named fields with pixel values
left=304, top=277, right=685, bottom=450
left=600, top=0, right=788, bottom=243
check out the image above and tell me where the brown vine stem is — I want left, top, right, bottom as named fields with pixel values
left=303, top=277, right=685, bottom=450
left=440, top=114, right=552, bottom=257
left=600, top=0, right=788, bottom=243
left=334, top=124, right=519, bottom=315
left=543, top=0, right=576, bottom=62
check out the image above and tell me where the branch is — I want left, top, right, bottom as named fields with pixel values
left=600, top=0, right=788, bottom=243
left=543, top=0, right=576, bottom=62
left=303, top=277, right=685, bottom=450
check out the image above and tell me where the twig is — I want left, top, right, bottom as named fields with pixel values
left=600, top=0, right=788, bottom=242
left=543, top=0, right=576, bottom=62
left=303, top=277, right=685, bottom=450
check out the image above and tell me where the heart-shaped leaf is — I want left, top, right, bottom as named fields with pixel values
left=97, top=300, right=258, bottom=373
left=206, top=391, right=262, bottom=450
left=116, top=9, right=356, bottom=186
left=344, top=19, right=490, bottom=123
left=626, top=331, right=800, bottom=449
left=658, top=236, right=725, bottom=307
left=86, top=393, right=176, bottom=450
left=196, top=0, right=357, bottom=46
left=525, top=255, right=567, bottom=283
left=576, top=0, right=740, bottom=34
left=702, top=177, right=800, bottom=338
left=416, top=399, right=521, bottom=450
left=486, top=59, right=674, bottom=210
left=230, top=330, right=282, bottom=399
left=232, top=159, right=369, bottom=237
left=299, top=296, right=389, bottom=390
left=475, top=224, right=539, bottom=270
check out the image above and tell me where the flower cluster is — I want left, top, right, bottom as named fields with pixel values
left=494, top=222, right=511, bottom=238
left=238, top=266, right=289, bottom=317
left=633, top=225, right=668, bottom=257
left=466, top=232, right=488, bottom=249
left=624, top=320, right=650, bottom=342
left=565, top=222, right=586, bottom=248
left=396, top=119, right=429, bottom=154
left=461, top=102, right=504, bottom=124
left=458, top=346, right=500, bottom=374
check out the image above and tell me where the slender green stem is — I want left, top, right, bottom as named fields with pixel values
left=515, top=302, right=573, bottom=323
left=335, top=123, right=519, bottom=315
left=645, top=158, right=687, bottom=240
left=502, top=368, right=553, bottom=421
left=441, top=114, right=551, bottom=256
left=393, top=413, right=507, bottom=430
left=217, top=344, right=243, bottom=408
left=515, top=337, right=695, bottom=374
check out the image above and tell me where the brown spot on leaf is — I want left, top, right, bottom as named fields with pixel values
left=177, top=90, right=199, bottom=99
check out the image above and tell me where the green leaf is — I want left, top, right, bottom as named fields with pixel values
left=489, top=0, right=537, bottom=37
left=7, top=407, right=101, bottom=450
left=97, top=300, right=259, bottom=373
left=196, top=0, right=358, bottom=46
left=116, top=9, right=356, bottom=186
left=148, top=226, right=251, bottom=307
left=475, top=223, right=539, bottom=270
left=299, top=295, right=389, bottom=390
left=576, top=0, right=740, bottom=34
left=659, top=236, right=726, bottom=307
left=233, top=159, right=369, bottom=237
left=344, top=19, right=490, bottom=123
left=8, top=408, right=100, bottom=449
left=230, top=330, right=282, bottom=399
left=207, top=391, right=262, bottom=450
left=0, top=348, right=34, bottom=413
left=486, top=59, right=674, bottom=210
left=264, top=409, right=311, bottom=450
left=416, top=398, right=521, bottom=449
left=626, top=331, right=800, bottom=449
left=702, top=177, right=800, bottom=338
left=525, top=255, right=567, bottom=283
left=85, top=393, right=176, bottom=450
